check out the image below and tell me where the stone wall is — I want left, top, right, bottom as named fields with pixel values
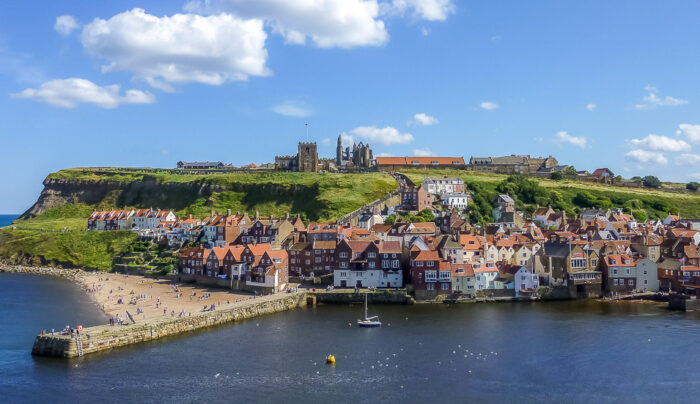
left=313, top=290, right=414, bottom=305
left=32, top=292, right=307, bottom=358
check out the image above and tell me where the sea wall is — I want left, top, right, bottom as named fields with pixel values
left=32, top=292, right=307, bottom=358
left=313, top=290, right=414, bottom=305
left=0, top=263, right=84, bottom=281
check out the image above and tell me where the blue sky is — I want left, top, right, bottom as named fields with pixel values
left=2, top=0, right=700, bottom=213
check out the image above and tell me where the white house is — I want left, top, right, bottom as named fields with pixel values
left=358, top=210, right=384, bottom=229
left=333, top=268, right=403, bottom=289
left=474, top=262, right=499, bottom=291
left=514, top=266, right=539, bottom=297
left=441, top=193, right=470, bottom=210
left=422, top=177, right=465, bottom=195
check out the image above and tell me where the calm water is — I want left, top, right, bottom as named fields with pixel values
left=0, top=214, right=19, bottom=228
left=2, top=274, right=700, bottom=403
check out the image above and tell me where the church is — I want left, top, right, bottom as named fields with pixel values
left=336, top=135, right=374, bottom=169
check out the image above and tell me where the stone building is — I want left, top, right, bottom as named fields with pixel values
left=336, top=136, right=373, bottom=169
left=275, top=142, right=320, bottom=172
left=467, top=155, right=559, bottom=175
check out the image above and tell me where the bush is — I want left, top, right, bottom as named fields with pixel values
left=550, top=172, right=563, bottom=180
left=384, top=214, right=397, bottom=225
left=642, top=176, right=661, bottom=188
left=687, top=182, right=700, bottom=191
left=631, top=209, right=648, bottom=222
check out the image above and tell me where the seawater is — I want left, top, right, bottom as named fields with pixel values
left=2, top=273, right=700, bottom=403
left=0, top=214, right=19, bottom=228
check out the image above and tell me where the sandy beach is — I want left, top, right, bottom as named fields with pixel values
left=77, top=272, right=258, bottom=323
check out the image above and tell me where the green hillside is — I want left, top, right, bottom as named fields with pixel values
left=0, top=169, right=398, bottom=270
left=398, top=169, right=700, bottom=224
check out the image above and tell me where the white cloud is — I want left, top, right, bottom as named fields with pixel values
left=534, top=137, right=544, bottom=143
left=690, top=173, right=700, bottom=181
left=376, top=152, right=394, bottom=157
left=677, top=153, right=700, bottom=166
left=382, top=0, right=456, bottom=21
left=586, top=103, right=596, bottom=112
left=677, top=124, right=700, bottom=144
left=81, top=8, right=269, bottom=90
left=408, top=112, right=438, bottom=126
left=412, top=147, right=435, bottom=156
left=321, top=138, right=331, bottom=145
left=55, top=15, right=79, bottom=36
left=272, top=101, right=312, bottom=117
left=342, top=125, right=414, bottom=146
left=625, top=149, right=668, bottom=165
left=185, top=0, right=388, bottom=48
left=11, top=78, right=155, bottom=108
left=634, top=86, right=687, bottom=110
left=479, top=101, right=499, bottom=110
left=628, top=134, right=690, bottom=152
left=554, top=131, right=587, bottom=148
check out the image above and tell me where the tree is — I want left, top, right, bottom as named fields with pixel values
left=642, top=176, right=661, bottom=188
left=563, top=166, right=578, bottom=178
left=550, top=172, right=563, bottom=180
left=687, top=182, right=700, bottom=191
left=384, top=214, right=397, bottom=225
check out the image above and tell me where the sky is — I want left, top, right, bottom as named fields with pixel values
left=2, top=0, right=700, bottom=213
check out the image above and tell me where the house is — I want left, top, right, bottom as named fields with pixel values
left=514, top=266, right=539, bottom=297
left=473, top=261, right=500, bottom=292
left=376, top=156, right=466, bottom=170
left=289, top=240, right=337, bottom=276
left=358, top=209, right=384, bottom=230
left=177, top=161, right=225, bottom=169
left=243, top=213, right=294, bottom=249
left=203, top=210, right=251, bottom=246
left=247, top=250, right=289, bottom=293
left=440, top=192, right=470, bottom=210
left=535, top=242, right=601, bottom=297
left=491, top=194, right=523, bottom=228
left=602, top=255, right=659, bottom=294
left=591, top=168, right=615, bottom=182
left=401, top=185, right=434, bottom=211
left=468, top=155, right=559, bottom=175
left=304, top=222, right=338, bottom=243
left=334, top=240, right=403, bottom=288
left=178, top=247, right=207, bottom=276
left=452, top=263, right=476, bottom=298
left=422, top=177, right=466, bottom=195
left=410, top=250, right=455, bottom=300
left=435, top=210, right=469, bottom=234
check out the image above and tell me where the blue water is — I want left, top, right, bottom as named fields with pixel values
left=3, top=273, right=700, bottom=403
left=0, top=214, right=19, bottom=228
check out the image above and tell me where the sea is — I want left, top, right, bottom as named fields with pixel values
left=0, top=214, right=19, bottom=228
left=2, top=273, right=700, bottom=403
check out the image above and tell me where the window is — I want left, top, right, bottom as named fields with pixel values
left=613, top=269, right=618, bottom=275
left=425, top=271, right=437, bottom=281
left=628, top=279, right=634, bottom=286
left=368, top=252, right=376, bottom=258
left=441, top=283, right=450, bottom=290
left=427, top=283, right=435, bottom=290
left=427, top=261, right=434, bottom=267
left=439, top=271, right=451, bottom=280
left=571, top=259, right=586, bottom=268
left=315, top=257, right=321, bottom=263
left=416, top=261, right=424, bottom=267
left=613, top=279, right=619, bottom=285
left=382, top=260, right=390, bottom=268
left=340, top=262, right=348, bottom=268
left=369, top=262, right=376, bottom=269
left=339, top=252, right=347, bottom=258
left=392, top=260, right=400, bottom=268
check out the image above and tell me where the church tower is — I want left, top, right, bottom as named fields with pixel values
left=336, top=135, right=343, bottom=166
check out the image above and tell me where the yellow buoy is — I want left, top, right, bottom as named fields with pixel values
left=326, top=354, right=336, bottom=364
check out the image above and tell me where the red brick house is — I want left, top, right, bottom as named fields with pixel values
left=410, top=250, right=454, bottom=300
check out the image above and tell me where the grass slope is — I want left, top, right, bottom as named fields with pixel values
left=398, top=169, right=700, bottom=220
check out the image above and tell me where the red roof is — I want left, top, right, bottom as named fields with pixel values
left=376, top=156, right=466, bottom=165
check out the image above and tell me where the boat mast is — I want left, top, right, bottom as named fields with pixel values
left=365, top=293, right=368, bottom=320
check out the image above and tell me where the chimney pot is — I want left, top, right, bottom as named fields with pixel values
left=227, top=209, right=231, bottom=216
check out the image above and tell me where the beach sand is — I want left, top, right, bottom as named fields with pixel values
left=78, top=272, right=257, bottom=323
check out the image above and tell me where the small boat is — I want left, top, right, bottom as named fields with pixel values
left=326, top=354, right=336, bottom=364
left=357, top=293, right=381, bottom=327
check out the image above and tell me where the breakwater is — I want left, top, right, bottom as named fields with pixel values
left=32, top=292, right=307, bottom=358
left=0, top=263, right=84, bottom=281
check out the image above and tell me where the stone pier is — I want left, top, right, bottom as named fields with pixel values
left=32, top=292, right=307, bottom=358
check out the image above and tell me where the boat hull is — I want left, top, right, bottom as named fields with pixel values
left=357, top=321, right=382, bottom=328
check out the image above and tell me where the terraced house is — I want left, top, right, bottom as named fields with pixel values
left=334, top=240, right=402, bottom=288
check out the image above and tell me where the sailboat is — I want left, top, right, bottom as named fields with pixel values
left=357, top=293, right=381, bottom=327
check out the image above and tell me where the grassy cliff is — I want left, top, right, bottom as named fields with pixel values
left=0, top=169, right=398, bottom=270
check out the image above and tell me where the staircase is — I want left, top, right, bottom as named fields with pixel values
left=75, top=334, right=84, bottom=357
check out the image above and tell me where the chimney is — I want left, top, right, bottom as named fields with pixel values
left=255, top=211, right=259, bottom=220
left=189, top=214, right=193, bottom=219
left=211, top=209, right=216, bottom=217
left=285, top=212, right=290, bottom=220
left=227, top=209, right=231, bottom=216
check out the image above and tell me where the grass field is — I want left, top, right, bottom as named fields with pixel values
left=398, top=169, right=700, bottom=219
